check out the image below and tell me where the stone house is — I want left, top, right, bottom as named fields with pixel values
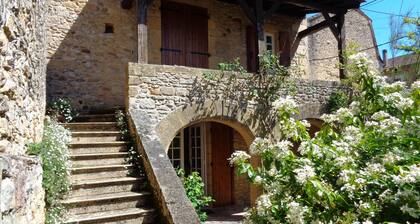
left=383, top=53, right=419, bottom=84
left=1, top=0, right=383, bottom=223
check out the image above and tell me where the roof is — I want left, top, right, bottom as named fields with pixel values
left=385, top=53, right=419, bottom=69
left=219, top=0, right=364, bottom=17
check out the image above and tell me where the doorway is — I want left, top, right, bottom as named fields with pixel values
left=210, top=123, right=233, bottom=206
left=167, top=122, right=239, bottom=207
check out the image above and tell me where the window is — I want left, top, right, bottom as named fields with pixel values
left=168, top=132, right=183, bottom=169
left=104, top=23, right=114, bottom=33
left=265, top=33, right=275, bottom=52
left=167, top=125, right=205, bottom=176
left=189, top=125, right=202, bottom=175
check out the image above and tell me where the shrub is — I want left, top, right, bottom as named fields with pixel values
left=177, top=169, right=214, bottom=222
left=27, top=118, right=72, bottom=224
left=47, top=98, right=76, bottom=123
left=229, top=53, right=420, bottom=223
left=326, top=90, right=350, bottom=113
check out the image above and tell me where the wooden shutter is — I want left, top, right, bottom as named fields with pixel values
left=246, top=26, right=258, bottom=73
left=161, top=2, right=209, bottom=68
left=186, top=6, right=209, bottom=68
left=161, top=3, right=186, bottom=66
left=278, top=31, right=291, bottom=66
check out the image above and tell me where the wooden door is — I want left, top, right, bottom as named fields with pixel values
left=161, top=2, right=209, bottom=68
left=211, top=123, right=233, bottom=207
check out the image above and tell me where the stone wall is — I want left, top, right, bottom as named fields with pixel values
left=127, top=63, right=343, bottom=132
left=46, top=0, right=137, bottom=112
left=1, top=1, right=46, bottom=222
left=232, top=130, right=250, bottom=206
left=0, top=155, right=45, bottom=224
left=308, top=10, right=382, bottom=80
left=0, top=0, right=47, bottom=155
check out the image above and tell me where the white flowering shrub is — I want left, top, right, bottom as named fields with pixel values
left=27, top=118, right=72, bottom=224
left=230, top=53, right=420, bottom=223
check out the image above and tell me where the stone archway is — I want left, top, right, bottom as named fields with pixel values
left=154, top=102, right=259, bottom=210
left=154, top=101, right=259, bottom=151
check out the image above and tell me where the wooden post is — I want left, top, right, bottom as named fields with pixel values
left=255, top=0, right=265, bottom=72
left=337, top=13, right=346, bottom=79
left=138, top=0, right=151, bottom=63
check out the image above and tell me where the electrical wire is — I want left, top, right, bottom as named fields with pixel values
left=309, top=36, right=407, bottom=62
left=362, top=9, right=417, bottom=19
left=361, top=0, right=384, bottom=8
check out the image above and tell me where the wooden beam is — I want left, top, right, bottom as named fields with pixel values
left=322, top=12, right=339, bottom=40
left=137, top=0, right=153, bottom=63
left=255, top=0, right=265, bottom=71
left=281, top=0, right=338, bottom=13
left=290, top=15, right=337, bottom=61
left=296, top=15, right=338, bottom=40
left=263, top=1, right=283, bottom=19
left=337, top=12, right=346, bottom=79
left=236, top=0, right=256, bottom=24
left=121, top=0, right=134, bottom=9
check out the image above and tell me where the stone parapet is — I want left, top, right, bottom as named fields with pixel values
left=127, top=110, right=200, bottom=224
left=127, top=63, right=345, bottom=135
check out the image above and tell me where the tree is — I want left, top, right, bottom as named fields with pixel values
left=229, top=53, right=420, bottom=223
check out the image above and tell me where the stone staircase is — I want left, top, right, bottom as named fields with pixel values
left=62, top=114, right=158, bottom=224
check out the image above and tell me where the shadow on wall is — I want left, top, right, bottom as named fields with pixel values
left=187, top=74, right=279, bottom=138
left=46, top=0, right=137, bottom=112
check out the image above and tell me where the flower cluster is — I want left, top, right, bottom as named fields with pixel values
left=231, top=53, right=420, bottom=223
left=27, top=118, right=72, bottom=224
left=229, top=150, right=251, bottom=165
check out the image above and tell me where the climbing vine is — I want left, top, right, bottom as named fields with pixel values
left=203, top=52, right=297, bottom=108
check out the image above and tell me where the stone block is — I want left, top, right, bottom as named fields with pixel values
left=0, top=178, right=16, bottom=213
left=138, top=99, right=156, bottom=109
left=150, top=87, right=160, bottom=95
left=160, top=87, right=175, bottom=96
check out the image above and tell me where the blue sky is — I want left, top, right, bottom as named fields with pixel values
left=360, top=0, right=419, bottom=58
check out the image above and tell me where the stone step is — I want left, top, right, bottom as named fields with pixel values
left=74, top=114, right=116, bottom=122
left=63, top=191, right=152, bottom=215
left=63, top=122, right=119, bottom=131
left=71, top=131, right=122, bottom=143
left=70, top=152, right=128, bottom=166
left=69, top=177, right=147, bottom=197
left=69, top=142, right=129, bottom=154
left=64, top=207, right=156, bottom=224
left=70, top=164, right=136, bottom=181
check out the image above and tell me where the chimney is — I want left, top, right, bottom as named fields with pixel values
left=382, top=49, right=388, bottom=68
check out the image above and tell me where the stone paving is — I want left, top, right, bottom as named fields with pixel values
left=205, top=206, right=247, bottom=224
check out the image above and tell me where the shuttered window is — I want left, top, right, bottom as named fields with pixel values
left=278, top=31, right=291, bottom=66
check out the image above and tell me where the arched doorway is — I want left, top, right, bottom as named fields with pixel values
left=166, top=121, right=251, bottom=210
